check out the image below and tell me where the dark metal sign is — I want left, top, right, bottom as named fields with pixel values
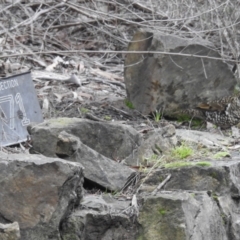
left=0, top=71, right=43, bottom=146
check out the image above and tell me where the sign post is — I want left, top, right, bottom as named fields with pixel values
left=0, top=72, right=43, bottom=146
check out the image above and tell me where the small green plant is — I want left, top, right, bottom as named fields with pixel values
left=147, top=154, right=159, bottom=161
left=104, top=115, right=112, bottom=121
left=111, top=190, right=120, bottom=196
left=195, top=161, right=212, bottom=167
left=177, top=114, right=192, bottom=122
left=177, top=114, right=203, bottom=127
left=80, top=107, right=89, bottom=114
left=234, top=86, right=240, bottom=95
left=211, top=192, right=220, bottom=206
left=138, top=154, right=164, bottom=172
left=213, top=151, right=230, bottom=159
left=191, top=119, right=204, bottom=127
left=103, top=189, right=120, bottom=197
left=212, top=193, right=218, bottom=201
left=158, top=208, right=166, bottom=216
left=171, top=143, right=194, bottom=160
left=124, top=99, right=134, bottom=109
left=153, top=110, right=161, bottom=122
left=191, top=193, right=196, bottom=198
left=164, top=161, right=211, bottom=169
left=143, top=154, right=159, bottom=166
left=210, top=171, right=218, bottom=179
left=164, top=161, right=193, bottom=168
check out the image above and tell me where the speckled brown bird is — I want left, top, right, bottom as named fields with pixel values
left=185, top=96, right=240, bottom=129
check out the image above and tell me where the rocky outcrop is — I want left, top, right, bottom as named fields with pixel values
left=137, top=159, right=240, bottom=240
left=138, top=191, right=228, bottom=240
left=0, top=152, right=84, bottom=240
left=124, top=31, right=237, bottom=116
left=29, top=118, right=140, bottom=191
left=2, top=117, right=240, bottom=239
left=60, top=195, right=139, bottom=240
left=29, top=118, right=142, bottom=160
left=56, top=131, right=136, bottom=191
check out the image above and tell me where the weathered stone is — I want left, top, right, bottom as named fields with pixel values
left=61, top=194, right=139, bottom=240
left=56, top=131, right=136, bottom=191
left=138, top=160, right=240, bottom=240
left=0, top=222, right=20, bottom=240
left=175, top=129, right=232, bottom=150
left=142, top=162, right=234, bottom=194
left=138, top=191, right=227, bottom=240
left=218, top=194, right=240, bottom=240
left=124, top=124, right=177, bottom=166
left=124, top=31, right=237, bottom=116
left=0, top=152, right=84, bottom=240
left=29, top=118, right=142, bottom=161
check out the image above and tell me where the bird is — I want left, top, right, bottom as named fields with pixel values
left=184, top=95, right=240, bottom=129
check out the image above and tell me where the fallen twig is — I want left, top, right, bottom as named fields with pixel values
left=152, top=174, right=171, bottom=195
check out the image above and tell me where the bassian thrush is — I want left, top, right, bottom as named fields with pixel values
left=185, top=95, right=240, bottom=129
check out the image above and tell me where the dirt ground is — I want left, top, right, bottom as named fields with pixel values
left=35, top=75, right=160, bottom=132
left=34, top=72, right=177, bottom=134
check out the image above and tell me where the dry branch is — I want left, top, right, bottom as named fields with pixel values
left=0, top=0, right=240, bottom=79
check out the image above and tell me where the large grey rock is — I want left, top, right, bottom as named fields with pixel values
left=142, top=162, right=235, bottom=195
left=56, top=131, right=136, bottom=191
left=29, top=118, right=142, bottom=160
left=0, top=152, right=84, bottom=240
left=61, top=194, right=139, bottom=240
left=29, top=118, right=138, bottom=191
left=124, top=31, right=237, bottom=116
left=139, top=159, right=240, bottom=240
left=138, top=191, right=227, bottom=240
